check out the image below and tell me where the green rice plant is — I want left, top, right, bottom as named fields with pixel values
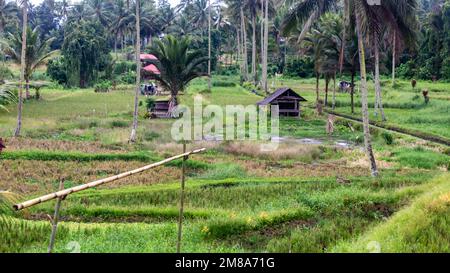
left=0, top=216, right=52, bottom=253
left=332, top=174, right=450, bottom=253
left=196, top=163, right=247, bottom=180
left=385, top=147, right=449, bottom=170
left=267, top=217, right=373, bottom=253
left=109, top=120, right=129, bottom=128
left=202, top=208, right=313, bottom=239
left=0, top=150, right=159, bottom=162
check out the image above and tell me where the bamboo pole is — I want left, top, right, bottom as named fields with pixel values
left=176, top=142, right=187, bottom=253
left=13, top=148, right=206, bottom=210
left=48, top=180, right=65, bottom=253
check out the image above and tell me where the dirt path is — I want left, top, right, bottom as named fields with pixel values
left=326, top=110, right=450, bottom=146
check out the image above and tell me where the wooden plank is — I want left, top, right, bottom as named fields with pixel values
left=13, top=148, right=207, bottom=211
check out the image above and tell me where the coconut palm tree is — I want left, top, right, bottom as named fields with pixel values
left=0, top=0, right=18, bottom=34
left=142, top=35, right=209, bottom=117
left=225, top=0, right=249, bottom=81
left=244, top=0, right=261, bottom=85
left=371, top=1, right=418, bottom=121
left=0, top=88, right=16, bottom=112
left=1, top=27, right=57, bottom=99
left=14, top=0, right=27, bottom=137
left=282, top=0, right=378, bottom=175
left=129, top=0, right=141, bottom=143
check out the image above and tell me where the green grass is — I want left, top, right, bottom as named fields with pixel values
left=383, top=147, right=449, bottom=170
left=0, top=150, right=159, bottom=162
left=1, top=75, right=449, bottom=253
left=332, top=173, right=450, bottom=253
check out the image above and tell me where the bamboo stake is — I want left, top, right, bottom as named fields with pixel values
left=48, top=180, right=65, bottom=253
left=176, top=142, right=187, bottom=253
left=13, top=148, right=206, bottom=210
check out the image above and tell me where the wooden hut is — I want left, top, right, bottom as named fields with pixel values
left=256, top=87, right=307, bottom=117
left=152, top=100, right=170, bottom=118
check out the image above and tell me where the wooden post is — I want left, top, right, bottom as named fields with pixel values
left=48, top=180, right=65, bottom=253
left=176, top=142, right=187, bottom=253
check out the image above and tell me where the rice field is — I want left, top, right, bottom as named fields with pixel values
left=0, top=76, right=449, bottom=253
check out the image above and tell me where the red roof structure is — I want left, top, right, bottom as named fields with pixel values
left=140, top=54, right=158, bottom=61
left=143, top=64, right=161, bottom=75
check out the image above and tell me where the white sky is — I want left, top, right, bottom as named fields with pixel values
left=29, top=0, right=181, bottom=7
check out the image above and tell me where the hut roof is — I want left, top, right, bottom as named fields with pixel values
left=143, top=64, right=161, bottom=75
left=140, top=54, right=158, bottom=61
left=256, top=87, right=307, bottom=106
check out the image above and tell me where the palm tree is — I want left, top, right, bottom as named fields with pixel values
left=87, top=0, right=114, bottom=27
left=208, top=0, right=212, bottom=91
left=129, top=0, right=140, bottom=143
left=372, top=1, right=418, bottom=121
left=282, top=0, right=378, bottom=176
left=244, top=0, right=261, bottom=85
left=1, top=27, right=57, bottom=99
left=142, top=35, right=209, bottom=117
left=225, top=0, right=248, bottom=81
left=0, top=88, right=16, bottom=112
left=15, top=0, right=27, bottom=137
left=0, top=0, right=18, bottom=34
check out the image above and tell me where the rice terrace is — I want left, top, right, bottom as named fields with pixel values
left=0, top=0, right=449, bottom=260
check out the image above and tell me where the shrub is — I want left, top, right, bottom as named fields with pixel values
left=212, top=81, right=236, bottom=87
left=113, top=61, right=136, bottom=76
left=143, top=131, right=160, bottom=141
left=120, top=71, right=136, bottom=84
left=47, top=57, right=67, bottom=85
left=146, top=97, right=156, bottom=110
left=109, top=120, right=129, bottom=128
left=94, top=81, right=112, bottom=93
left=381, top=132, right=394, bottom=145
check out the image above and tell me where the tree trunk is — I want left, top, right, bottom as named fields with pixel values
left=14, top=0, right=28, bottom=137
left=324, top=77, right=329, bottom=107
left=332, top=73, right=336, bottom=110
left=355, top=15, right=378, bottom=177
left=392, top=30, right=396, bottom=87
left=315, top=73, right=320, bottom=103
left=252, top=14, right=257, bottom=85
left=25, top=79, right=30, bottom=99
left=207, top=0, right=212, bottom=91
left=129, top=0, right=141, bottom=143
left=374, top=42, right=386, bottom=121
left=240, top=7, right=248, bottom=81
left=262, top=0, right=269, bottom=94
left=260, top=0, right=264, bottom=81
left=237, top=28, right=242, bottom=76
left=351, top=72, right=355, bottom=114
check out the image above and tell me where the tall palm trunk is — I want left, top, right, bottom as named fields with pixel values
left=237, top=28, right=241, bottom=75
left=251, top=13, right=257, bottom=85
left=374, top=41, right=386, bottom=121
left=392, top=30, right=396, bottom=87
left=315, top=72, right=320, bottom=103
left=129, top=0, right=140, bottom=143
left=355, top=14, right=378, bottom=177
left=324, top=76, right=330, bottom=106
left=240, top=7, right=248, bottom=81
left=14, top=0, right=27, bottom=137
left=332, top=73, right=336, bottom=110
left=351, top=71, right=355, bottom=114
left=207, top=0, right=211, bottom=91
left=262, top=0, right=269, bottom=94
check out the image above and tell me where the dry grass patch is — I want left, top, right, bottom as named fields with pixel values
left=3, top=137, right=129, bottom=153
left=221, top=141, right=322, bottom=161
left=0, top=160, right=180, bottom=195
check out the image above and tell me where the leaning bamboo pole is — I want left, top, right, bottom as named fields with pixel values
left=13, top=148, right=207, bottom=210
